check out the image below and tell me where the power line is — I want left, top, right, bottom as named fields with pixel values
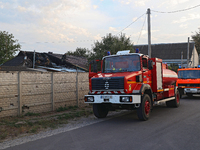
left=152, top=4, right=200, bottom=13
left=136, top=15, right=147, bottom=44
left=116, top=13, right=146, bottom=35
left=18, top=12, right=146, bottom=45
left=18, top=4, right=200, bottom=46
left=19, top=40, right=95, bottom=44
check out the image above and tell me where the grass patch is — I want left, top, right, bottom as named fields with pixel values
left=25, top=112, right=41, bottom=117
left=0, top=133, right=7, bottom=140
left=0, top=129, right=7, bottom=140
left=56, top=106, right=69, bottom=112
left=30, top=125, right=40, bottom=133
left=56, top=105, right=78, bottom=112
left=0, top=106, right=93, bottom=143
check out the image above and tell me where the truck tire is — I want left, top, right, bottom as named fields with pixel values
left=178, top=88, right=183, bottom=99
left=166, top=90, right=180, bottom=107
left=93, top=104, right=108, bottom=118
left=137, top=94, right=151, bottom=121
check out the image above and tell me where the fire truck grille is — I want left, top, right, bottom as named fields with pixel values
left=178, top=84, right=200, bottom=87
left=91, top=77, right=124, bottom=90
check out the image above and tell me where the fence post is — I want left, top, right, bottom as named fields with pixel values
left=18, top=72, right=22, bottom=116
left=76, top=71, right=79, bottom=107
left=51, top=72, right=55, bottom=111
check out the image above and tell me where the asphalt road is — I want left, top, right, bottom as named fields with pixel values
left=4, top=95, right=200, bottom=150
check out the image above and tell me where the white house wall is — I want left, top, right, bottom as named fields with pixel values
left=189, top=47, right=199, bottom=67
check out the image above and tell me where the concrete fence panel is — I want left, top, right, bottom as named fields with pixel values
left=0, top=71, right=89, bottom=118
left=0, top=72, right=19, bottom=117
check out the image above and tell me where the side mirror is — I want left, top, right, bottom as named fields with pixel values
left=148, top=60, right=153, bottom=70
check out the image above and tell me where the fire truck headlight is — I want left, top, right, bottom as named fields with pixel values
left=85, top=96, right=94, bottom=102
left=120, top=96, right=132, bottom=102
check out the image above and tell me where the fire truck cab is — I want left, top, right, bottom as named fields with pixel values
left=177, top=68, right=200, bottom=98
left=85, top=50, right=180, bottom=121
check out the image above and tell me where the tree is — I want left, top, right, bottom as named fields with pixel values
left=168, top=64, right=179, bottom=73
left=89, top=33, right=134, bottom=62
left=65, top=47, right=91, bottom=58
left=66, top=33, right=135, bottom=71
left=87, top=33, right=134, bottom=71
left=0, top=31, right=21, bottom=64
left=66, top=33, right=134, bottom=61
left=191, top=29, right=200, bottom=55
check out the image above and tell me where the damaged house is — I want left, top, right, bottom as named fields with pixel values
left=0, top=51, right=88, bottom=72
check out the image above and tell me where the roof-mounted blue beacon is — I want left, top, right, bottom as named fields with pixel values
left=136, top=48, right=139, bottom=53
left=107, top=51, right=111, bottom=56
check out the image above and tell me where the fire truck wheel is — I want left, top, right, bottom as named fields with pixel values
left=166, top=90, right=180, bottom=107
left=93, top=104, right=109, bottom=118
left=178, top=88, right=183, bottom=99
left=137, top=94, right=151, bottom=121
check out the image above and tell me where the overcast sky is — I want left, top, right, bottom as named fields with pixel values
left=0, top=0, right=200, bottom=54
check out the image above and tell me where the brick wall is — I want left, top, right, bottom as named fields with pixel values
left=0, top=71, right=89, bottom=118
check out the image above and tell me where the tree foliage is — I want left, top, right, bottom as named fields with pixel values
left=65, top=47, right=91, bottom=58
left=89, top=33, right=134, bottom=62
left=167, top=64, right=179, bottom=73
left=0, top=31, right=21, bottom=64
left=66, top=33, right=134, bottom=62
left=191, top=29, right=200, bottom=55
left=83, top=33, right=134, bottom=71
left=66, top=33, right=134, bottom=71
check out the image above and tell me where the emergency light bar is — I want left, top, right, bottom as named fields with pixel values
left=116, top=50, right=130, bottom=55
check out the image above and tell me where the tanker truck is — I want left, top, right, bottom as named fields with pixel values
left=84, top=50, right=180, bottom=121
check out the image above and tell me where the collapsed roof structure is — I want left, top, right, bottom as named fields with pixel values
left=1, top=51, right=88, bottom=72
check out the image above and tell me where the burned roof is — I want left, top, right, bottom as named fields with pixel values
left=133, top=42, right=195, bottom=59
left=2, top=55, right=24, bottom=66
left=1, top=51, right=88, bottom=71
left=46, top=53, right=88, bottom=70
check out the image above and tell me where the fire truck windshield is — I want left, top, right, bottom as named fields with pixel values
left=103, top=55, right=141, bottom=73
left=178, top=70, right=200, bottom=79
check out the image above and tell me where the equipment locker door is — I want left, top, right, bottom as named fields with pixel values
left=156, top=62, right=163, bottom=90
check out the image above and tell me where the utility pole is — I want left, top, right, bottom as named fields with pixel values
left=181, top=51, right=183, bottom=68
left=187, top=37, right=190, bottom=68
left=147, top=8, right=151, bottom=58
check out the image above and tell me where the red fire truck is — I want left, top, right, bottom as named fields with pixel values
left=85, top=50, right=180, bottom=121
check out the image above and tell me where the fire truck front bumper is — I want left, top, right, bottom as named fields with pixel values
left=184, top=88, right=200, bottom=94
left=84, top=95, right=141, bottom=104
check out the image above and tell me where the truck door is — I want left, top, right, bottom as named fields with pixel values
left=89, top=60, right=102, bottom=79
left=142, top=57, right=152, bottom=86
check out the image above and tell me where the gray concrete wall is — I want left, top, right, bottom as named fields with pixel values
left=0, top=71, right=89, bottom=118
